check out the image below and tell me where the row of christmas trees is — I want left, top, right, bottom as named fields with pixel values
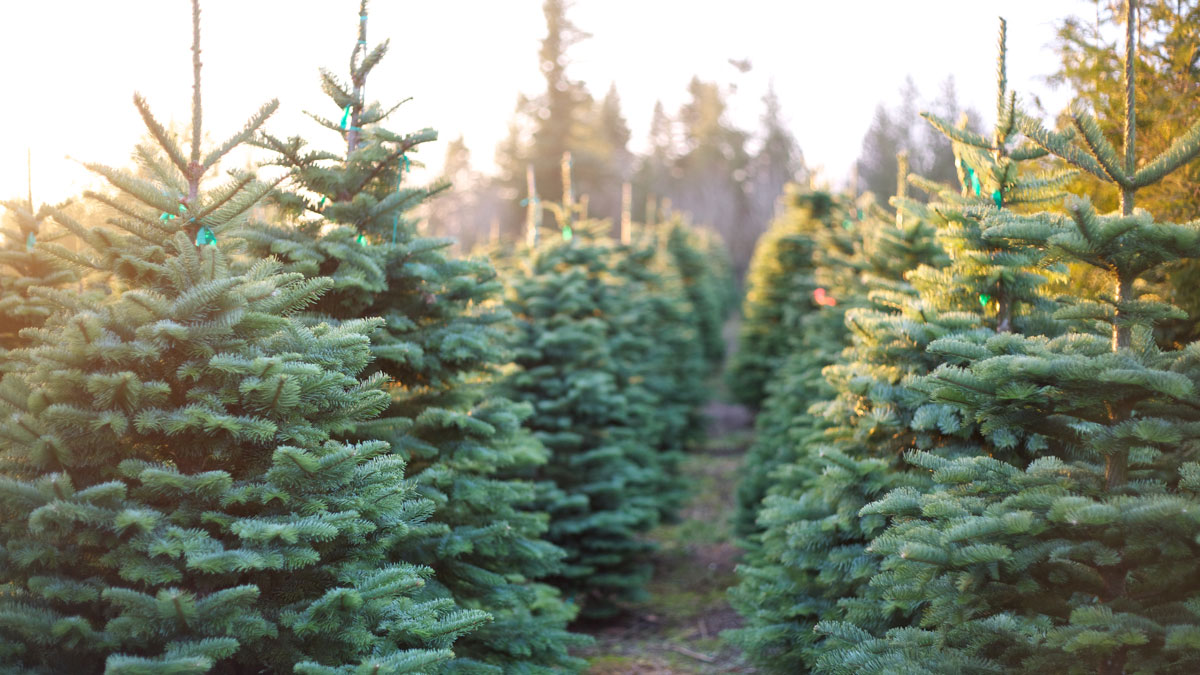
left=728, top=5, right=1200, bottom=673
left=0, top=2, right=733, bottom=672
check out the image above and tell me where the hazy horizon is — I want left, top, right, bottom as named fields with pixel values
left=1, top=0, right=1093, bottom=206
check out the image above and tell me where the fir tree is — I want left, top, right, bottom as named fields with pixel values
left=727, top=187, right=836, bottom=408
left=0, top=200, right=78, bottom=356
left=729, top=186, right=858, bottom=538
left=733, top=23, right=1077, bottom=669
left=237, top=4, right=585, bottom=671
left=493, top=181, right=701, bottom=615
left=0, top=3, right=486, bottom=671
left=728, top=173, right=949, bottom=670
left=663, top=216, right=736, bottom=369
left=819, top=6, right=1200, bottom=672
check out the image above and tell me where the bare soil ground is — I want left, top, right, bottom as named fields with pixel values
left=575, top=399, right=757, bottom=674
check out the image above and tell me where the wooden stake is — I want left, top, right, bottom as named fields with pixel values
left=621, top=181, right=632, bottom=244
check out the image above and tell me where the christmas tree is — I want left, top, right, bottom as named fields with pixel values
left=732, top=23, right=1081, bottom=667
left=729, top=167, right=948, bottom=669
left=731, top=185, right=876, bottom=540
left=608, top=226, right=706, bottom=516
left=236, top=3, right=585, bottom=671
left=818, top=6, right=1200, bottom=672
left=0, top=199, right=78, bottom=356
left=0, top=2, right=487, bottom=671
left=726, top=188, right=836, bottom=408
left=662, top=216, right=736, bottom=370
left=494, top=197, right=675, bottom=617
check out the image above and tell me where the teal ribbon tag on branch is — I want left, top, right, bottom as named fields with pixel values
left=970, top=169, right=981, bottom=196
left=25, top=232, right=35, bottom=251
left=992, top=190, right=1003, bottom=208
left=161, top=203, right=186, bottom=221
left=562, top=225, right=573, bottom=241
left=195, top=226, right=217, bottom=247
left=340, top=106, right=351, bottom=130
left=357, top=233, right=368, bottom=246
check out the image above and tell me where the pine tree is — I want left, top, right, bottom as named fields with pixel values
left=663, top=216, right=736, bottom=369
left=495, top=219, right=659, bottom=617
left=726, top=187, right=837, bottom=409
left=728, top=171, right=949, bottom=670
left=0, top=200, right=78, bottom=356
left=493, top=171, right=716, bottom=616
left=0, top=3, right=486, bottom=671
left=237, top=4, right=585, bottom=671
left=732, top=23, right=1079, bottom=669
left=818, top=6, right=1200, bottom=672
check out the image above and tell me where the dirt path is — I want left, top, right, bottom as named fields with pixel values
left=577, top=400, right=756, bottom=674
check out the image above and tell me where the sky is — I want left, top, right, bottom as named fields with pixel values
left=0, top=0, right=1097, bottom=206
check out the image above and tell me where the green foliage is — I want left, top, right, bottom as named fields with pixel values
left=236, top=5, right=585, bottom=671
left=729, top=22, right=1088, bottom=671
left=663, top=217, right=736, bottom=369
left=1051, top=0, right=1200, bottom=346
left=727, top=187, right=836, bottom=408
left=0, top=41, right=482, bottom=668
left=494, top=217, right=726, bottom=618
left=814, top=8, right=1200, bottom=674
left=0, top=201, right=79, bottom=356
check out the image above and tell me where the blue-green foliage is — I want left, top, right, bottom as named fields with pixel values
left=235, top=6, right=585, bottom=671
left=0, top=88, right=484, bottom=670
left=767, top=14, right=1200, bottom=675
left=726, top=189, right=836, bottom=408
left=663, top=217, right=737, bottom=369
left=0, top=201, right=78, bottom=357
left=729, top=24, right=1085, bottom=669
left=495, top=218, right=727, bottom=618
left=730, top=188, right=861, bottom=540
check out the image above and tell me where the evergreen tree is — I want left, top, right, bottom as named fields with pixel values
left=818, top=7, right=1200, bottom=672
left=0, top=200, right=77, bottom=355
left=632, top=100, right=677, bottom=225
left=238, top=4, right=585, bottom=671
left=0, top=3, right=485, bottom=671
left=732, top=23, right=1074, bottom=670
left=492, top=181, right=721, bottom=618
left=729, top=186, right=858, bottom=537
left=748, top=83, right=805, bottom=237
left=726, top=187, right=836, bottom=408
left=728, top=177, right=949, bottom=670
left=494, top=219, right=664, bottom=618
left=1051, top=0, right=1200, bottom=345
left=674, top=77, right=755, bottom=276
left=494, top=0, right=629, bottom=229
left=663, top=216, right=736, bottom=368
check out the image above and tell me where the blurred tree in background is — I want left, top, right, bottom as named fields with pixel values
left=1050, top=0, right=1200, bottom=345
left=435, top=0, right=805, bottom=279
left=856, top=76, right=980, bottom=201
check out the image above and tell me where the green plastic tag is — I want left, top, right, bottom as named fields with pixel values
left=562, top=225, right=573, bottom=241
left=356, top=233, right=368, bottom=246
left=992, top=190, right=1003, bottom=208
left=195, top=226, right=217, bottom=247
left=25, top=232, right=35, bottom=251
left=979, top=293, right=991, bottom=307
